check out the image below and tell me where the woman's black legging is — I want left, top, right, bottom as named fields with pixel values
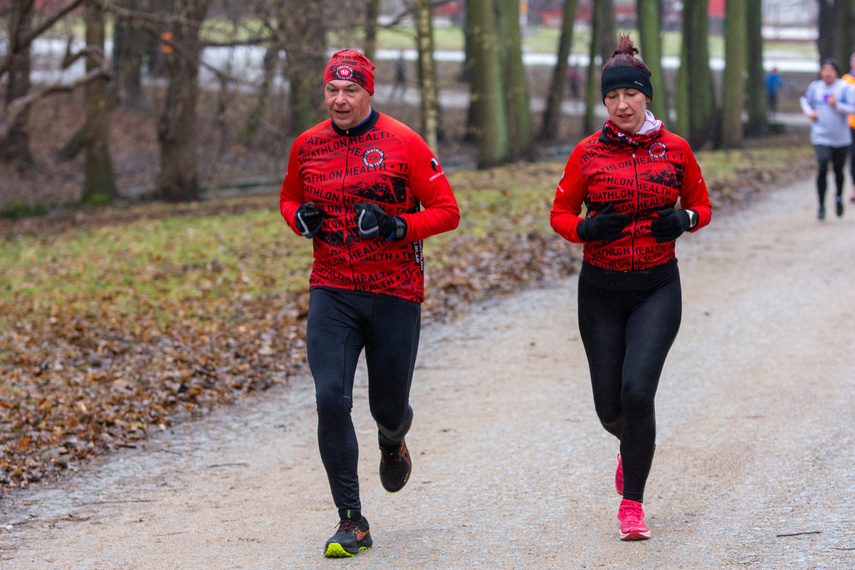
left=306, top=286, right=420, bottom=521
left=577, top=263, right=682, bottom=503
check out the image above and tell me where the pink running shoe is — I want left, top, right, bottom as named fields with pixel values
left=615, top=454, right=623, bottom=495
left=618, top=499, right=651, bottom=540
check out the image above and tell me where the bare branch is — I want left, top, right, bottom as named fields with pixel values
left=0, top=0, right=85, bottom=78
left=0, top=66, right=110, bottom=148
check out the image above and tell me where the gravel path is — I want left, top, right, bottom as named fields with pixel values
left=1, top=177, right=853, bottom=569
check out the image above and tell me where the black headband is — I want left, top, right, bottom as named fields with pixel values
left=601, top=65, right=653, bottom=102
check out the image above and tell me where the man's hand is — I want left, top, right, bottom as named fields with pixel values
left=355, top=202, right=402, bottom=240
left=295, top=202, right=324, bottom=238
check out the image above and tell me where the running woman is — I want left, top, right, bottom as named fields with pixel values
left=550, top=35, right=711, bottom=541
left=280, top=49, right=459, bottom=557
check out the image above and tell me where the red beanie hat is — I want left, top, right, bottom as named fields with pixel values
left=325, top=49, right=375, bottom=95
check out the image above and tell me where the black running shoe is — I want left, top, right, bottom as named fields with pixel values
left=379, top=439, right=412, bottom=493
left=818, top=206, right=826, bottom=220
left=837, top=197, right=844, bottom=217
left=324, top=517, right=372, bottom=558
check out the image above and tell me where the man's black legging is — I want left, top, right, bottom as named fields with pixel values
left=815, top=144, right=847, bottom=207
left=306, top=286, right=420, bottom=521
left=577, top=263, right=682, bottom=504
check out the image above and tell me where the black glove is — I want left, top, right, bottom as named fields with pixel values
left=355, top=202, right=405, bottom=240
left=576, top=203, right=631, bottom=242
left=295, top=201, right=324, bottom=238
left=650, top=208, right=690, bottom=243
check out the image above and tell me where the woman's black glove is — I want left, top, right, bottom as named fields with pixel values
left=650, top=208, right=690, bottom=243
left=295, top=202, right=324, bottom=238
left=355, top=202, right=407, bottom=240
left=576, top=203, right=631, bottom=242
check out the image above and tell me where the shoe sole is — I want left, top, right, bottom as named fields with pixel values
left=324, top=543, right=371, bottom=557
left=620, top=529, right=652, bottom=541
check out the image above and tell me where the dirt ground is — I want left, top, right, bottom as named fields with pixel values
left=0, top=175, right=853, bottom=569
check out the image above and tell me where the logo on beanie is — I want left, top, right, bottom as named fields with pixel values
left=334, top=65, right=354, bottom=81
left=363, top=148, right=385, bottom=167
left=648, top=141, right=667, bottom=158
left=431, top=158, right=440, bottom=172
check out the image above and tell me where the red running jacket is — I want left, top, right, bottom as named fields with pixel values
left=550, top=120, right=711, bottom=272
left=280, top=110, right=459, bottom=304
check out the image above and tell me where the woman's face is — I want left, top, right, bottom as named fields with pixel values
left=604, top=88, right=651, bottom=133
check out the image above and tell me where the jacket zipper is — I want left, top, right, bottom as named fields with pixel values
left=630, top=149, right=639, bottom=272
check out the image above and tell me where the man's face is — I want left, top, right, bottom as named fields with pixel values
left=821, top=64, right=838, bottom=85
left=325, top=80, right=372, bottom=130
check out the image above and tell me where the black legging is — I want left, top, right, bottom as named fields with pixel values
left=577, top=262, right=682, bottom=504
left=850, top=128, right=855, bottom=188
left=306, top=286, right=420, bottom=521
left=814, top=144, right=847, bottom=207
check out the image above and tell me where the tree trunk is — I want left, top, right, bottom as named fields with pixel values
left=817, top=0, right=834, bottom=63
left=498, top=0, right=533, bottom=160
left=584, top=1, right=603, bottom=134
left=720, top=0, right=746, bottom=148
left=540, top=0, right=577, bottom=140
left=466, top=0, right=510, bottom=168
left=636, top=0, right=668, bottom=126
left=598, top=0, right=617, bottom=62
left=241, top=45, right=278, bottom=147
left=415, top=0, right=441, bottom=151
left=363, top=0, right=381, bottom=64
left=280, top=0, right=326, bottom=135
left=3, top=1, right=35, bottom=168
left=744, top=0, right=768, bottom=136
left=111, top=0, right=148, bottom=109
left=156, top=0, right=210, bottom=203
left=81, top=0, right=117, bottom=205
left=834, top=0, right=855, bottom=65
left=677, top=0, right=717, bottom=148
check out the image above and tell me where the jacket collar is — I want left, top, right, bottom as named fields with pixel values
left=332, top=108, right=380, bottom=137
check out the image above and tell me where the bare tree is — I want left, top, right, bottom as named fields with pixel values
left=2, top=0, right=36, bottom=167
left=111, top=0, right=152, bottom=109
left=466, top=0, right=510, bottom=168
left=676, top=0, right=717, bottom=148
left=155, top=0, right=211, bottom=203
left=720, top=0, right=747, bottom=148
left=583, top=0, right=603, bottom=134
left=636, top=0, right=668, bottom=126
left=81, top=0, right=118, bottom=204
left=414, top=0, right=442, bottom=151
left=540, top=0, right=577, bottom=141
left=745, top=0, right=768, bottom=135
left=278, top=0, right=326, bottom=135
left=498, top=0, right=533, bottom=160
left=364, top=0, right=381, bottom=63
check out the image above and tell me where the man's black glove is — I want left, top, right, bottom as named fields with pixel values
left=355, top=202, right=406, bottom=240
left=576, top=203, right=631, bottom=242
left=650, top=208, right=690, bottom=243
left=295, top=201, right=324, bottom=238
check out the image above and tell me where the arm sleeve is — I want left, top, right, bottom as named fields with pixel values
left=279, top=136, right=307, bottom=237
left=800, top=85, right=814, bottom=116
left=550, top=145, right=587, bottom=243
left=680, top=145, right=712, bottom=232
left=398, top=139, right=460, bottom=241
left=835, top=84, right=855, bottom=115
